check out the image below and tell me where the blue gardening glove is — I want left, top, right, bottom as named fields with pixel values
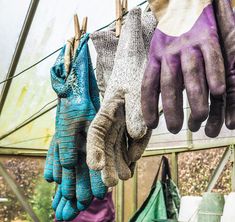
left=44, top=135, right=55, bottom=182
left=62, top=199, right=79, bottom=221
left=55, top=197, right=79, bottom=221
left=48, top=35, right=107, bottom=221
left=59, top=36, right=107, bottom=204
left=61, top=167, right=76, bottom=200
left=53, top=140, right=62, bottom=184
left=73, top=39, right=107, bottom=205
left=52, top=185, right=62, bottom=211
left=44, top=103, right=62, bottom=184
left=50, top=35, right=106, bottom=216
left=51, top=34, right=97, bottom=169
left=55, top=197, right=67, bottom=221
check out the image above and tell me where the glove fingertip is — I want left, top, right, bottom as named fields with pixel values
left=143, top=113, right=159, bottom=129
left=226, top=110, right=235, bottom=130
left=118, top=169, right=132, bottom=181
left=101, top=170, right=119, bottom=187
left=55, top=197, right=67, bottom=221
left=62, top=200, right=79, bottom=221
left=205, top=123, right=222, bottom=138
left=205, top=118, right=223, bottom=138
left=188, top=116, right=202, bottom=132
left=77, top=201, right=89, bottom=211
left=87, top=148, right=105, bottom=170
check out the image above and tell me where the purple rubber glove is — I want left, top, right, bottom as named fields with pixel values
left=213, top=0, right=235, bottom=129
left=142, top=0, right=226, bottom=134
left=192, top=0, right=235, bottom=137
left=189, top=94, right=225, bottom=138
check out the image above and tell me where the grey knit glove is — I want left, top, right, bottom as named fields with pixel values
left=90, top=30, right=131, bottom=186
left=87, top=8, right=155, bottom=175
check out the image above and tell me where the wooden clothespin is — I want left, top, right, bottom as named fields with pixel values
left=116, top=0, right=128, bottom=37
left=73, top=14, right=88, bottom=53
left=73, top=14, right=81, bottom=54
left=81, top=17, right=88, bottom=35
left=122, top=0, right=128, bottom=14
left=116, top=0, right=122, bottom=37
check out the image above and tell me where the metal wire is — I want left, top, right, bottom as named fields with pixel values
left=0, top=48, right=62, bottom=84
left=20, top=98, right=58, bottom=126
left=1, top=135, right=53, bottom=147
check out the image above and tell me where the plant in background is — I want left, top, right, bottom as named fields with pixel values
left=0, top=158, right=42, bottom=222
left=26, top=177, right=55, bottom=222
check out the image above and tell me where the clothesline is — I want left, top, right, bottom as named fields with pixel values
left=0, top=0, right=147, bottom=85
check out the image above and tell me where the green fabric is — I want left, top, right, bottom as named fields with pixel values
left=129, top=181, right=167, bottom=222
left=129, top=156, right=180, bottom=222
left=162, top=179, right=180, bottom=220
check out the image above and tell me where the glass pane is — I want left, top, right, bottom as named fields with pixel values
left=178, top=148, right=232, bottom=196
left=0, top=108, right=56, bottom=149
left=0, top=156, right=55, bottom=221
left=0, top=0, right=30, bottom=91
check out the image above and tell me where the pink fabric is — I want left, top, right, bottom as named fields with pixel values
left=55, top=192, right=115, bottom=222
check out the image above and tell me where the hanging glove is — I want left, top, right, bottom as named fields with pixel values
left=55, top=197, right=79, bottom=221
left=189, top=0, right=235, bottom=137
left=62, top=199, right=79, bottom=221
left=55, top=196, right=67, bottom=221
left=44, top=135, right=55, bottom=182
left=87, top=8, right=154, bottom=179
left=188, top=94, right=225, bottom=137
left=51, top=36, right=107, bottom=220
left=60, top=35, right=106, bottom=202
left=90, top=30, right=131, bottom=186
left=52, top=185, right=62, bottom=211
left=51, top=35, right=97, bottom=169
left=44, top=103, right=62, bottom=183
left=213, top=0, right=235, bottom=130
left=61, top=167, right=76, bottom=199
left=142, top=0, right=226, bottom=134
left=127, top=10, right=156, bottom=163
left=89, top=11, right=156, bottom=186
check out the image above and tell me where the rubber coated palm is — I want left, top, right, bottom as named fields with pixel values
left=142, top=0, right=226, bottom=134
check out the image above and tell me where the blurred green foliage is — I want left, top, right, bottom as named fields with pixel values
left=26, top=178, right=55, bottom=222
